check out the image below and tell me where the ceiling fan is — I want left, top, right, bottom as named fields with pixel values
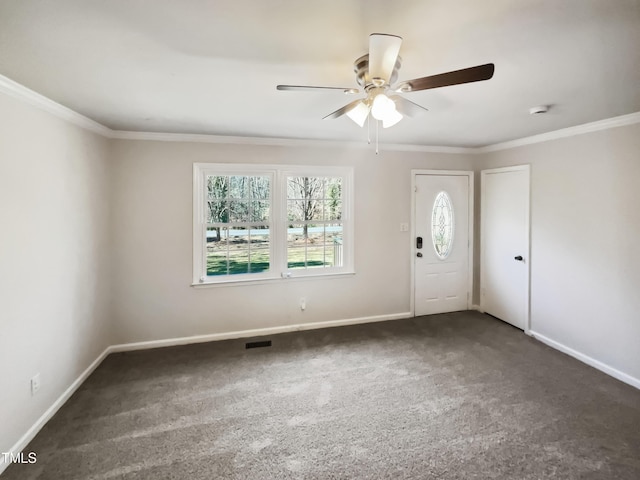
left=277, top=33, right=495, bottom=129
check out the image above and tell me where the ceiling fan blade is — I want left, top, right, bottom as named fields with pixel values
left=369, top=33, right=403, bottom=84
left=323, top=99, right=364, bottom=120
left=390, top=96, right=428, bottom=117
left=394, top=63, right=495, bottom=93
left=277, top=85, right=359, bottom=94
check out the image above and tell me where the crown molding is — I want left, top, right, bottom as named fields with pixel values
left=111, top=111, right=640, bottom=154
left=476, top=111, right=640, bottom=153
left=110, top=130, right=474, bottom=154
left=0, top=73, right=112, bottom=137
left=3, top=73, right=638, bottom=155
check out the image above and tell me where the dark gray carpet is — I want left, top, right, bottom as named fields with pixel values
left=4, top=311, right=640, bottom=479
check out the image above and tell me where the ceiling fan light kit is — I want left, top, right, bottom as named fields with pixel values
left=277, top=33, right=495, bottom=151
left=371, top=94, right=403, bottom=128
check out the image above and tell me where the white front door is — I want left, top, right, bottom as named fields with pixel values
left=414, top=173, right=471, bottom=316
left=481, top=166, right=530, bottom=330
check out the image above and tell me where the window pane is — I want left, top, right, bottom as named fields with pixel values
left=287, top=200, right=301, bottom=222
left=327, top=224, right=344, bottom=267
left=325, top=200, right=342, bottom=220
left=309, top=178, right=325, bottom=199
left=229, top=200, right=250, bottom=222
left=250, top=177, right=270, bottom=200
left=287, top=223, right=343, bottom=269
left=206, top=226, right=229, bottom=276
left=208, top=175, right=270, bottom=202
left=326, top=178, right=342, bottom=220
left=307, top=204, right=324, bottom=221
left=207, top=226, right=271, bottom=276
left=305, top=240, right=326, bottom=269
left=248, top=226, right=270, bottom=273
left=326, top=177, right=342, bottom=197
left=228, top=250, right=250, bottom=274
left=287, top=224, right=305, bottom=269
left=287, top=176, right=329, bottom=224
left=287, top=177, right=325, bottom=200
left=207, top=200, right=229, bottom=223
left=207, top=176, right=229, bottom=200
left=287, top=224, right=313, bottom=269
left=287, top=199, right=323, bottom=222
left=306, top=224, right=328, bottom=269
left=229, top=176, right=249, bottom=199
left=226, top=227, right=250, bottom=274
left=251, top=201, right=270, bottom=222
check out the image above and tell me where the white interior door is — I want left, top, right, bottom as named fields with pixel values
left=414, top=173, right=471, bottom=316
left=481, top=166, right=530, bottom=330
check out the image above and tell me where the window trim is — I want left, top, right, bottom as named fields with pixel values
left=193, top=163, right=354, bottom=286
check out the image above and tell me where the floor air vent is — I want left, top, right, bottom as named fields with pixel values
left=245, top=340, right=272, bottom=349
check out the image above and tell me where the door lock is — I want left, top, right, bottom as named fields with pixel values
left=514, top=255, right=523, bottom=261
left=416, top=237, right=423, bottom=249
left=417, top=252, right=423, bottom=258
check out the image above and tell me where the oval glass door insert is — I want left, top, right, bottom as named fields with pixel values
left=431, top=191, right=454, bottom=259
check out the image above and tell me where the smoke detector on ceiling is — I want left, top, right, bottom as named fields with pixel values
left=529, top=105, right=549, bottom=115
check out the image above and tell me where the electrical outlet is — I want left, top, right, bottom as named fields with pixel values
left=300, top=297, right=306, bottom=311
left=31, top=374, right=41, bottom=396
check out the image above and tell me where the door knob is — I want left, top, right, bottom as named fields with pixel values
left=417, top=252, right=423, bottom=258
left=514, top=255, right=523, bottom=261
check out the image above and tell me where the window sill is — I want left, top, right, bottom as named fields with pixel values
left=191, top=271, right=355, bottom=288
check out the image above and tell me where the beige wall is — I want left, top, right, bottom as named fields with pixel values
left=110, top=140, right=475, bottom=343
left=0, top=94, right=113, bottom=457
left=478, top=122, right=640, bottom=381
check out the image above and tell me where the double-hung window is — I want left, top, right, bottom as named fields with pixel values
left=193, top=164, right=354, bottom=285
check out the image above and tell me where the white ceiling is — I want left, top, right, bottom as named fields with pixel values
left=1, top=0, right=639, bottom=147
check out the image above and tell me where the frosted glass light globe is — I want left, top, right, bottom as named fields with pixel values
left=371, top=93, right=396, bottom=120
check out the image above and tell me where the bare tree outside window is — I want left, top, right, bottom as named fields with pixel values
left=206, top=175, right=271, bottom=275
left=287, top=177, right=324, bottom=238
left=287, top=176, right=343, bottom=269
left=194, top=164, right=352, bottom=283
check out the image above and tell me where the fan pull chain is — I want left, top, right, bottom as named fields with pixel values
left=375, top=119, right=379, bottom=155
left=367, top=115, right=371, bottom=144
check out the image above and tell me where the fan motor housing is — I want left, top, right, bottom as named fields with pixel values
left=354, top=54, right=402, bottom=89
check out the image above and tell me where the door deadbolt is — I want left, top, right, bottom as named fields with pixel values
left=514, top=255, right=523, bottom=261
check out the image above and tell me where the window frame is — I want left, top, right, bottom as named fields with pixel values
left=193, top=163, right=354, bottom=286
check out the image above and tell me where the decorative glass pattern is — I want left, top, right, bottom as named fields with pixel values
left=431, top=191, right=454, bottom=259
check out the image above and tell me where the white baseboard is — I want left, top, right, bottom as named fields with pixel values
left=109, top=312, right=413, bottom=352
left=530, top=330, right=640, bottom=390
left=471, top=304, right=483, bottom=312
left=1, top=347, right=111, bottom=475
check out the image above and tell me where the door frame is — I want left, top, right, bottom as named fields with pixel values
left=480, top=165, right=531, bottom=333
left=410, top=170, right=474, bottom=316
